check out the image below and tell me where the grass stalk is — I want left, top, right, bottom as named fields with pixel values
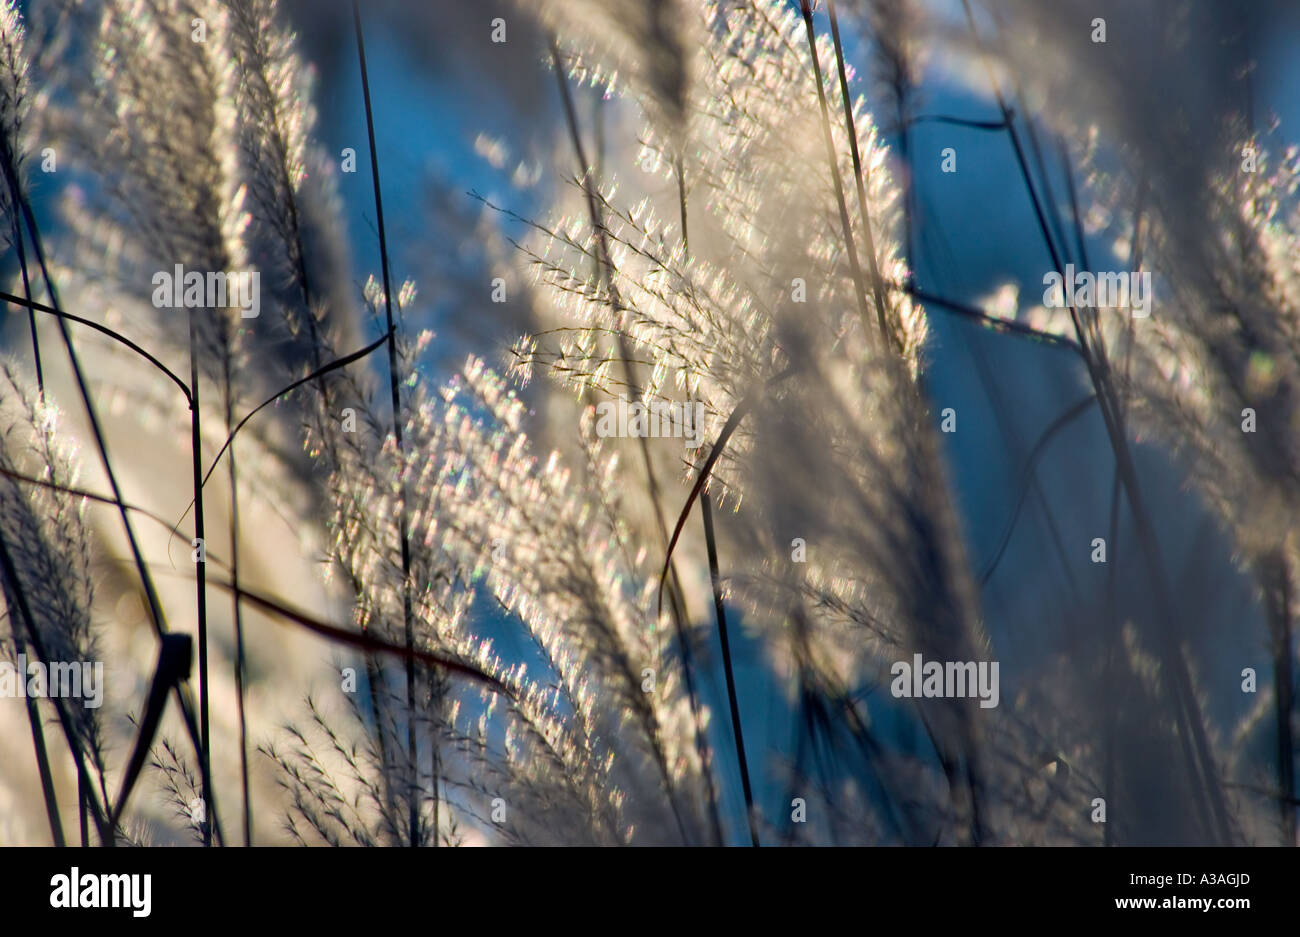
left=15, top=632, right=64, bottom=846
left=3, top=155, right=219, bottom=836
left=811, top=0, right=988, bottom=842
left=676, top=153, right=742, bottom=846
left=798, top=0, right=878, bottom=345
left=549, top=34, right=696, bottom=843
left=961, top=0, right=1232, bottom=843
left=4, top=139, right=42, bottom=395
left=222, top=338, right=252, bottom=846
left=2, top=147, right=63, bottom=845
left=187, top=312, right=212, bottom=847
left=825, top=0, right=896, bottom=350
left=701, top=487, right=758, bottom=846
left=0, top=289, right=191, bottom=401
left=976, top=394, right=1097, bottom=586
left=0, top=529, right=113, bottom=843
left=78, top=765, right=89, bottom=846
left=352, top=0, right=421, bottom=846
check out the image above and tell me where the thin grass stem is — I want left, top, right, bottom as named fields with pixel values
left=352, top=0, right=421, bottom=846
